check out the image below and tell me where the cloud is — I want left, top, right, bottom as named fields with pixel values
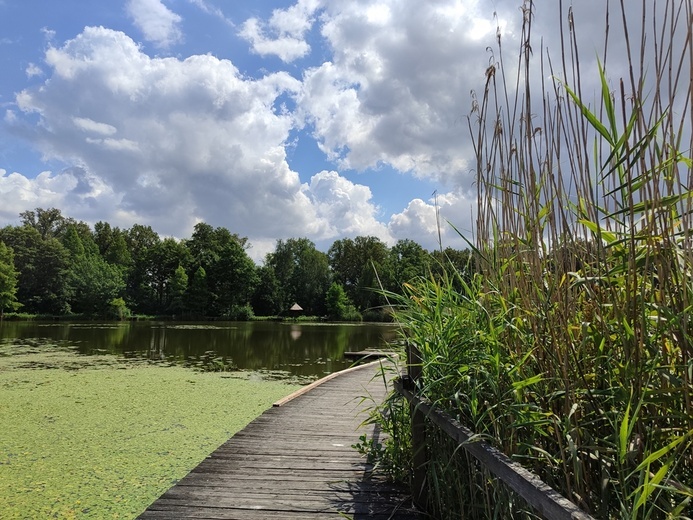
left=389, top=190, right=476, bottom=251
left=25, top=63, right=43, bottom=78
left=187, top=0, right=234, bottom=27
left=290, top=0, right=661, bottom=192
left=41, top=27, right=56, bottom=41
left=72, top=117, right=117, bottom=136
left=293, top=0, right=510, bottom=186
left=126, top=0, right=183, bottom=48
left=0, top=168, right=91, bottom=224
left=7, top=26, right=392, bottom=252
left=240, top=0, right=320, bottom=62
left=306, top=170, right=391, bottom=240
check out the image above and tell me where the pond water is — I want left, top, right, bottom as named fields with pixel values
left=0, top=321, right=399, bottom=381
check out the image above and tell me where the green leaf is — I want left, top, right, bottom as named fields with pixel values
left=619, top=400, right=631, bottom=464
left=634, top=462, right=669, bottom=512
left=512, top=373, right=544, bottom=391
left=635, top=434, right=688, bottom=472
left=564, top=83, right=614, bottom=146
left=598, top=58, right=618, bottom=140
left=578, top=219, right=620, bottom=245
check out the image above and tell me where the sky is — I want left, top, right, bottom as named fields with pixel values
left=0, top=0, right=680, bottom=262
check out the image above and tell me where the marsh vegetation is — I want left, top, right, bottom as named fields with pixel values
left=367, top=1, right=693, bottom=518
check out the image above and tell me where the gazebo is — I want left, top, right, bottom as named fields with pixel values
left=288, top=303, right=303, bottom=317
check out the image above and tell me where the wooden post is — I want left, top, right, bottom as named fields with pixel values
left=406, top=340, right=427, bottom=508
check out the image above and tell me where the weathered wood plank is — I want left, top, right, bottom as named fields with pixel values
left=343, top=350, right=396, bottom=361
left=140, top=505, right=421, bottom=520
left=146, top=497, right=415, bottom=516
left=168, top=480, right=405, bottom=494
left=138, top=361, right=419, bottom=519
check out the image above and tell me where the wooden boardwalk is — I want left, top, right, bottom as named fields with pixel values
left=138, top=361, right=420, bottom=519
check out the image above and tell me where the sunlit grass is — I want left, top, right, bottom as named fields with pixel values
left=0, top=350, right=300, bottom=519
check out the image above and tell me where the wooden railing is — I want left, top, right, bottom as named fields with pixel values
left=393, top=344, right=596, bottom=520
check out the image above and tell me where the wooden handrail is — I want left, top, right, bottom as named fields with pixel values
left=394, top=377, right=595, bottom=520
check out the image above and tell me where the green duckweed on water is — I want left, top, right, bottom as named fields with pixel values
left=0, top=343, right=301, bottom=519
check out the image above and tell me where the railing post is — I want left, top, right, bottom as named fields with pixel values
left=406, top=340, right=427, bottom=508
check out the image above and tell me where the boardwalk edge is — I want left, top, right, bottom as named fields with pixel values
left=273, top=358, right=386, bottom=407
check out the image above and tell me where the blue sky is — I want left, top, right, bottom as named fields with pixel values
left=0, top=0, right=651, bottom=260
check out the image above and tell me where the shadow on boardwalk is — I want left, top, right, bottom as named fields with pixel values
left=138, top=361, right=420, bottom=519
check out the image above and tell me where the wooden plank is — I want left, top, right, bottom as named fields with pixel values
left=395, top=378, right=594, bottom=520
left=146, top=497, right=416, bottom=516
left=168, top=479, right=405, bottom=494
left=138, top=362, right=419, bottom=519
left=343, top=350, right=397, bottom=360
left=271, top=358, right=385, bottom=407
left=155, top=488, right=410, bottom=506
left=140, top=505, right=421, bottom=520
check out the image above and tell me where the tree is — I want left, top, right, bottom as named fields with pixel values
left=430, top=247, right=476, bottom=286
left=62, top=225, right=86, bottom=259
left=186, top=266, right=209, bottom=317
left=71, top=221, right=100, bottom=256
left=328, top=236, right=390, bottom=310
left=0, top=241, right=20, bottom=317
left=167, top=265, right=188, bottom=316
left=125, top=224, right=161, bottom=313
left=108, top=297, right=130, bottom=320
left=61, top=224, right=126, bottom=315
left=185, top=223, right=256, bottom=317
left=211, top=236, right=258, bottom=316
left=94, top=222, right=131, bottom=268
left=325, top=282, right=359, bottom=321
left=19, top=207, right=69, bottom=240
left=251, top=265, right=281, bottom=316
left=70, top=255, right=126, bottom=315
left=384, top=239, right=430, bottom=293
left=148, top=238, right=191, bottom=312
left=266, top=238, right=331, bottom=315
left=0, top=225, right=72, bottom=314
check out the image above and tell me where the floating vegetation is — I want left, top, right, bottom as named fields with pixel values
left=186, top=351, right=239, bottom=372
left=0, top=346, right=301, bottom=519
left=252, top=369, right=318, bottom=385
left=163, top=324, right=236, bottom=330
left=0, top=338, right=79, bottom=358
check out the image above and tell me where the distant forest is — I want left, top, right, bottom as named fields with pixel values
left=0, top=207, right=473, bottom=321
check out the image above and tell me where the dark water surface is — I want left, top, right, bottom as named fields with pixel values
left=0, top=321, right=399, bottom=380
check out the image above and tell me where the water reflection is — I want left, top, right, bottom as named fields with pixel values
left=0, top=321, right=398, bottom=378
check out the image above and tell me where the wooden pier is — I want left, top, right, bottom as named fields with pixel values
left=138, top=361, right=420, bottom=519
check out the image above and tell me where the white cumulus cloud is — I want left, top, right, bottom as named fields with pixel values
left=306, top=170, right=391, bottom=240
left=293, top=0, right=508, bottom=186
left=240, top=0, right=320, bottom=62
left=389, top=190, right=476, bottom=251
left=6, top=26, right=394, bottom=251
left=126, top=0, right=183, bottom=48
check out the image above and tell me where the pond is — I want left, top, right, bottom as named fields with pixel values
left=0, top=320, right=400, bottom=381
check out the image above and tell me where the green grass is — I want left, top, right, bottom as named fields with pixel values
left=0, top=348, right=300, bottom=519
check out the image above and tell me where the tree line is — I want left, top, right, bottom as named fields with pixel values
left=0, top=208, right=473, bottom=321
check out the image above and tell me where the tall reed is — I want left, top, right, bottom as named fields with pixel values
left=368, top=1, right=693, bottom=518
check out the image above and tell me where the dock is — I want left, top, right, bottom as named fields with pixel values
left=138, top=361, right=420, bottom=519
left=343, top=350, right=396, bottom=361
